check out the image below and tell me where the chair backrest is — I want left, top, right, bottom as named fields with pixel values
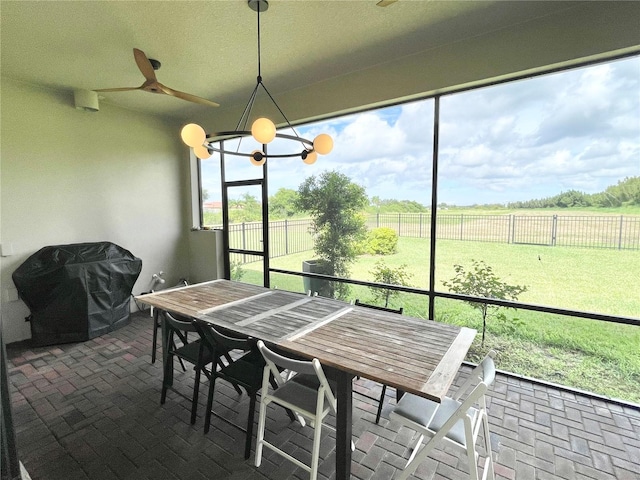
left=193, top=319, right=253, bottom=354
left=165, top=311, right=198, bottom=333
left=354, top=299, right=404, bottom=315
left=256, top=340, right=337, bottom=413
left=439, top=350, right=496, bottom=443
left=452, top=350, right=496, bottom=403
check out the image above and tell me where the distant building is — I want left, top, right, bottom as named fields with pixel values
left=203, top=201, right=222, bottom=212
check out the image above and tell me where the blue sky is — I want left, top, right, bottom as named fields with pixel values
left=201, top=55, right=639, bottom=206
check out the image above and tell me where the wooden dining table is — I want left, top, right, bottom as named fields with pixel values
left=136, top=279, right=476, bottom=479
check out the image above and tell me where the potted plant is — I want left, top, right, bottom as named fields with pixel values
left=296, top=171, right=368, bottom=299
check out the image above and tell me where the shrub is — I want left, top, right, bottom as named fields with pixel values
left=442, top=260, right=528, bottom=346
left=365, top=227, right=398, bottom=255
left=368, top=260, right=414, bottom=308
left=230, top=260, right=245, bottom=281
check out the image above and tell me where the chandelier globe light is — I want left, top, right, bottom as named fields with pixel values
left=251, top=117, right=276, bottom=144
left=180, top=0, right=333, bottom=165
left=180, top=123, right=206, bottom=148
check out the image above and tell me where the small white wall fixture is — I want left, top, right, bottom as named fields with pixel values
left=73, top=89, right=99, bottom=112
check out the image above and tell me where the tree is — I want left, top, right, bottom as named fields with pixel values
left=230, top=193, right=262, bottom=223
left=507, top=176, right=640, bottom=209
left=269, top=188, right=299, bottom=219
left=370, top=195, right=382, bottom=212
left=365, top=197, right=429, bottom=214
left=296, top=171, right=368, bottom=299
left=442, top=260, right=527, bottom=346
left=606, top=176, right=640, bottom=206
left=368, top=260, right=413, bottom=308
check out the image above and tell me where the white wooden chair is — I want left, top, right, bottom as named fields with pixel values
left=389, top=350, right=497, bottom=480
left=254, top=340, right=352, bottom=480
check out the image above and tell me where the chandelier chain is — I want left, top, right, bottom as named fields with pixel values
left=257, top=2, right=262, bottom=79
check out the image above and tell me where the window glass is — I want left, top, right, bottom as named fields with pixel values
left=199, top=56, right=639, bottom=317
left=200, top=140, right=265, bottom=228
left=266, top=101, right=435, bottom=301
left=200, top=151, right=222, bottom=227
left=435, top=296, right=640, bottom=402
left=437, top=56, right=640, bottom=319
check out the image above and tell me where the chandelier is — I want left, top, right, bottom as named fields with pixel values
left=180, top=0, right=333, bottom=166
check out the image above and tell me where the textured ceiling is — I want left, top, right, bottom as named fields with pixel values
left=2, top=1, right=639, bottom=126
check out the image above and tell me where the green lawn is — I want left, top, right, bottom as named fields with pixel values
left=237, top=237, right=640, bottom=402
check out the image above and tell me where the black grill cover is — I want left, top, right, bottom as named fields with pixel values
left=12, top=242, right=142, bottom=346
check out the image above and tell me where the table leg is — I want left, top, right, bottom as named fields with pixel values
left=335, top=369, right=354, bottom=479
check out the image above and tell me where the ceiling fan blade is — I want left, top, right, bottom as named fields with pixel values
left=377, top=0, right=398, bottom=6
left=133, top=48, right=157, bottom=81
left=158, top=84, right=220, bottom=108
left=94, top=86, right=142, bottom=92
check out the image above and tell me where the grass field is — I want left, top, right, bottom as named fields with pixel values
left=234, top=237, right=640, bottom=402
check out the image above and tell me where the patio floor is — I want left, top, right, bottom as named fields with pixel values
left=6, top=311, right=640, bottom=480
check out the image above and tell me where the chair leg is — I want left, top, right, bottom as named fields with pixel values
left=309, top=414, right=323, bottom=480
left=171, top=339, right=187, bottom=372
left=223, top=351, right=234, bottom=365
left=397, top=431, right=441, bottom=480
left=467, top=443, right=479, bottom=480
left=375, top=385, right=387, bottom=424
left=190, top=364, right=202, bottom=425
left=245, top=393, right=257, bottom=459
left=160, top=353, right=173, bottom=404
left=255, top=396, right=269, bottom=467
left=462, top=418, right=480, bottom=480
left=204, top=377, right=217, bottom=434
left=405, top=433, right=424, bottom=467
left=482, top=413, right=495, bottom=480
left=151, top=315, right=159, bottom=364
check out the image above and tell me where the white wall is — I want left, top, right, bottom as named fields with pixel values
left=188, top=230, right=224, bottom=284
left=0, top=79, right=192, bottom=343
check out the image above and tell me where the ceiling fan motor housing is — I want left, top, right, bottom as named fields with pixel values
left=74, top=89, right=99, bottom=112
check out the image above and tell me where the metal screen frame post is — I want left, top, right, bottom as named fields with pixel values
left=1, top=327, right=22, bottom=480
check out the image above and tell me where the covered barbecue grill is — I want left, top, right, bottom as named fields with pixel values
left=12, top=242, right=142, bottom=346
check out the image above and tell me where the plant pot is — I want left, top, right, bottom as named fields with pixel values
left=302, top=260, right=332, bottom=296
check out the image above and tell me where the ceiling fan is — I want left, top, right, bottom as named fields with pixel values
left=95, top=48, right=220, bottom=108
left=377, top=0, right=398, bottom=6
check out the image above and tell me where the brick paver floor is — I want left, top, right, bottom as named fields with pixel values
left=6, top=311, right=640, bottom=479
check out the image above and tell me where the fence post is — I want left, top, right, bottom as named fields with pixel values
left=508, top=214, right=512, bottom=244
left=242, top=222, right=247, bottom=263
left=398, top=213, right=401, bottom=235
left=419, top=213, right=423, bottom=238
left=552, top=215, right=557, bottom=247
left=285, top=219, right=289, bottom=255
left=511, top=215, right=516, bottom=244
left=376, top=213, right=380, bottom=228
left=460, top=214, right=464, bottom=241
left=618, top=215, right=624, bottom=250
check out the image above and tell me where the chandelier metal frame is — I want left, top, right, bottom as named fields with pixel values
left=181, top=0, right=331, bottom=165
